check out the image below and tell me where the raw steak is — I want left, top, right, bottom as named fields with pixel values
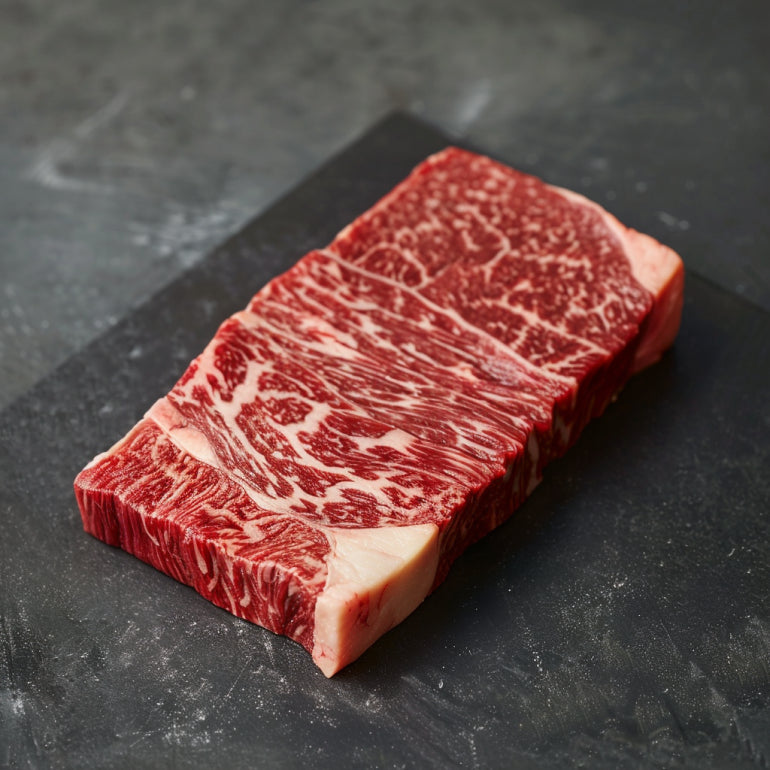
left=74, top=148, right=684, bottom=676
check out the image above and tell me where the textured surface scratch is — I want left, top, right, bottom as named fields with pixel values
left=26, top=92, right=129, bottom=193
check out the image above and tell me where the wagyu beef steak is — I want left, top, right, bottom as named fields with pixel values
left=74, top=148, right=684, bottom=676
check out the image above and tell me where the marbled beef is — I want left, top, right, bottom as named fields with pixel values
left=75, top=148, right=684, bottom=676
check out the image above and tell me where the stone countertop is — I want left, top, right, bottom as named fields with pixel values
left=2, top=4, right=770, bottom=767
left=1, top=0, right=768, bottom=411
left=2, top=114, right=769, bottom=770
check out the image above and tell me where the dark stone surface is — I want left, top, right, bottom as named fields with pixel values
left=1, top=114, right=769, bottom=769
left=1, top=0, right=769, bottom=410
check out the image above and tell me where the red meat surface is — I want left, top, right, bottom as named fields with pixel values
left=75, top=148, right=684, bottom=676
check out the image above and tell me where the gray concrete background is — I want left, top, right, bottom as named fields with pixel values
left=1, top=0, right=768, bottom=410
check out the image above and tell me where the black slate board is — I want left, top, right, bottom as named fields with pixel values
left=1, top=113, right=769, bottom=769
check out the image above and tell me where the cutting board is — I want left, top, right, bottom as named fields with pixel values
left=1, top=113, right=769, bottom=769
